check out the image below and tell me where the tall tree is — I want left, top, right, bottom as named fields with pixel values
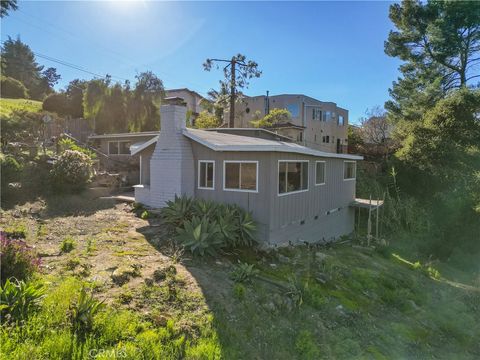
left=127, top=71, right=164, bottom=131
left=0, top=0, right=18, bottom=18
left=1, top=36, right=43, bottom=97
left=83, top=79, right=108, bottom=132
left=385, top=0, right=480, bottom=122
left=66, top=79, right=87, bottom=118
left=203, top=54, right=261, bottom=127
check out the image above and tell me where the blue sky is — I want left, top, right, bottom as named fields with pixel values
left=1, top=1, right=401, bottom=124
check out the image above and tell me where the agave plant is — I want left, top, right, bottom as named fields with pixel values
left=235, top=209, right=257, bottom=246
left=175, top=216, right=223, bottom=256
left=69, top=287, right=105, bottom=341
left=163, top=195, right=194, bottom=226
left=217, top=208, right=240, bottom=246
left=0, top=278, right=45, bottom=323
left=192, top=199, right=219, bottom=219
left=230, top=262, right=259, bottom=283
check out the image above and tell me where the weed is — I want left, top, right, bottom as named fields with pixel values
left=285, top=276, right=304, bottom=307
left=60, top=237, right=75, bottom=253
left=230, top=262, right=259, bottom=283
left=118, top=287, right=134, bottom=304
left=0, top=278, right=45, bottom=323
left=85, top=238, right=96, bottom=254
left=140, top=210, right=150, bottom=220
left=0, top=232, right=41, bottom=282
left=65, top=258, right=81, bottom=271
left=295, top=330, right=320, bottom=359
left=233, top=283, right=246, bottom=300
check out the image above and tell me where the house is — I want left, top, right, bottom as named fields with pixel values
left=132, top=97, right=364, bottom=247
left=233, top=94, right=349, bottom=154
left=165, top=88, right=209, bottom=124
left=88, top=131, right=158, bottom=184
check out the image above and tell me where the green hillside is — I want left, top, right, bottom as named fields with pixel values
left=0, top=98, right=43, bottom=117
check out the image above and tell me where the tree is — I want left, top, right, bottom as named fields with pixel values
left=250, top=108, right=292, bottom=128
left=0, top=0, right=18, bottom=18
left=385, top=0, right=480, bottom=122
left=203, top=54, right=261, bottom=127
left=83, top=79, right=108, bottom=132
left=65, top=79, right=87, bottom=118
left=1, top=36, right=43, bottom=98
left=0, top=76, right=28, bottom=98
left=127, top=71, right=164, bottom=131
left=194, top=111, right=221, bottom=129
left=42, top=93, right=70, bottom=116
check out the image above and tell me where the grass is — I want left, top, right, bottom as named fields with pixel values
left=1, top=197, right=479, bottom=359
left=0, top=98, right=43, bottom=117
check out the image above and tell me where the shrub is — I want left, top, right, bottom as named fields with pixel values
left=230, top=262, right=259, bottom=283
left=163, top=195, right=194, bottom=226
left=233, top=283, right=246, bottom=300
left=0, top=232, right=41, bottom=283
left=69, top=287, right=105, bottom=342
left=140, top=210, right=150, bottom=219
left=165, top=196, right=258, bottom=253
left=295, top=330, right=320, bottom=360
left=58, top=138, right=96, bottom=159
left=42, top=93, right=69, bottom=116
left=60, top=237, right=76, bottom=253
left=0, top=77, right=29, bottom=99
left=0, top=278, right=45, bottom=323
left=175, top=216, right=223, bottom=256
left=50, top=150, right=93, bottom=192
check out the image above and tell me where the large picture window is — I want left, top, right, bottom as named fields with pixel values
left=278, top=161, right=309, bottom=195
left=315, top=161, right=326, bottom=185
left=344, top=161, right=356, bottom=180
left=223, top=161, right=258, bottom=192
left=198, top=161, right=215, bottom=190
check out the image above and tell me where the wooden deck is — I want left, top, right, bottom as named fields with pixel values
left=350, top=198, right=384, bottom=209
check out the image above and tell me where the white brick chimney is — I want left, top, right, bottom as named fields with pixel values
left=149, top=97, right=195, bottom=207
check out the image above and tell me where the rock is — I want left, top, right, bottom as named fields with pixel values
left=278, top=254, right=290, bottom=264
left=269, top=264, right=277, bottom=269
left=264, top=302, right=277, bottom=312
left=315, top=252, right=329, bottom=262
left=111, top=264, right=141, bottom=286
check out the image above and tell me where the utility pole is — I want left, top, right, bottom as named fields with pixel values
left=203, top=54, right=261, bottom=128
left=229, top=57, right=236, bottom=128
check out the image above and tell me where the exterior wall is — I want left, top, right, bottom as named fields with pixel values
left=165, top=89, right=206, bottom=123
left=235, top=95, right=349, bottom=153
left=190, top=142, right=357, bottom=246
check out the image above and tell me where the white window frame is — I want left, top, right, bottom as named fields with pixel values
left=343, top=160, right=357, bottom=181
left=315, top=161, right=326, bottom=186
left=108, top=140, right=130, bottom=155
left=223, top=161, right=259, bottom=193
left=198, top=160, right=215, bottom=190
left=277, top=160, right=309, bottom=196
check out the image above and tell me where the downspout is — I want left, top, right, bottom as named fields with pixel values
left=302, top=97, right=306, bottom=146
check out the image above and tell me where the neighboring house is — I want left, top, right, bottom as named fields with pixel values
left=165, top=88, right=209, bottom=125
left=233, top=94, right=349, bottom=154
left=88, top=131, right=158, bottom=184
left=132, top=97, right=364, bottom=247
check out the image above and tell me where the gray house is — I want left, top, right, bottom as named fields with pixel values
left=132, top=99, right=363, bottom=247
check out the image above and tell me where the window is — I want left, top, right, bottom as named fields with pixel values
left=315, top=161, right=326, bottom=185
left=223, top=161, right=258, bottom=192
left=344, top=161, right=356, bottom=180
left=278, top=161, right=309, bottom=195
left=322, top=136, right=326, bottom=143
left=198, top=161, right=215, bottom=190
left=312, top=108, right=322, bottom=121
left=326, top=135, right=330, bottom=143
left=287, top=104, right=300, bottom=117
left=323, top=111, right=332, bottom=122
left=108, top=141, right=131, bottom=155
left=338, top=115, right=345, bottom=126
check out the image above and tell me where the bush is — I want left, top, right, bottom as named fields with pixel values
left=58, top=137, right=96, bottom=159
left=0, top=77, right=29, bottom=99
left=60, top=237, right=75, bottom=253
left=42, top=93, right=69, bottom=116
left=164, top=196, right=257, bottom=255
left=50, top=150, right=93, bottom=192
left=230, top=262, right=259, bottom=283
left=0, top=278, right=45, bottom=324
left=176, top=216, right=223, bottom=256
left=0, top=154, right=23, bottom=200
left=0, top=232, right=41, bottom=283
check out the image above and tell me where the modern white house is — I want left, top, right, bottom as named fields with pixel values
left=131, top=97, right=365, bottom=247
